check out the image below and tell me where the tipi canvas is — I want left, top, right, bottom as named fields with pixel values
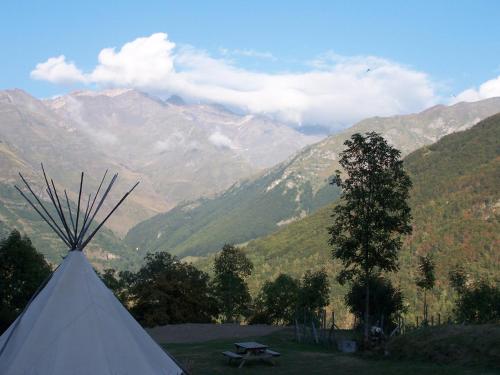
left=0, top=166, right=185, bottom=375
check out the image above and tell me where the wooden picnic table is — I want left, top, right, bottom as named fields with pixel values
left=222, top=341, right=281, bottom=367
left=234, top=341, right=268, bottom=354
left=232, top=342, right=278, bottom=368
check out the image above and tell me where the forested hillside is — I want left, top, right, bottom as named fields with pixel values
left=126, top=98, right=500, bottom=259
left=125, top=163, right=339, bottom=258
left=196, top=114, right=500, bottom=325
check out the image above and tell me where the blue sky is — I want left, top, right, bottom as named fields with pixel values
left=2, top=1, right=500, bottom=128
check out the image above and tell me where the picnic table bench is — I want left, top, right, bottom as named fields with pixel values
left=222, top=351, right=243, bottom=364
left=222, top=341, right=280, bottom=368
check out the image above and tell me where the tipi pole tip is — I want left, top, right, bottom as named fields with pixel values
left=16, top=166, right=138, bottom=252
left=64, top=189, right=76, bottom=237
left=78, top=172, right=118, bottom=245
left=75, top=172, right=84, bottom=234
left=80, top=180, right=140, bottom=250
left=130, top=181, right=140, bottom=191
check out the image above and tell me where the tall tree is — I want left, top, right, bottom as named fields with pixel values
left=329, top=132, right=412, bottom=343
left=212, top=244, right=253, bottom=322
left=415, top=253, right=436, bottom=325
left=0, top=230, right=52, bottom=333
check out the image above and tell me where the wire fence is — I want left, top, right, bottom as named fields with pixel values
left=293, top=307, right=454, bottom=348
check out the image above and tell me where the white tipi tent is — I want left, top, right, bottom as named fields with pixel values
left=0, top=166, right=185, bottom=375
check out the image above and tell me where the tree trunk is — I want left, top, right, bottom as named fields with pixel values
left=364, top=275, right=370, bottom=345
left=423, top=289, right=427, bottom=325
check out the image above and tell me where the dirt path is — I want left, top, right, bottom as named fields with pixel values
left=147, top=323, right=286, bottom=344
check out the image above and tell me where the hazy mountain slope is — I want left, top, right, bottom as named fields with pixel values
left=126, top=160, right=340, bottom=257
left=0, top=89, right=159, bottom=235
left=46, top=89, right=320, bottom=208
left=46, top=90, right=252, bottom=207
left=0, top=87, right=319, bottom=268
left=0, top=88, right=318, bottom=235
left=197, top=115, right=500, bottom=325
left=0, top=89, right=149, bottom=268
left=125, top=98, right=500, bottom=258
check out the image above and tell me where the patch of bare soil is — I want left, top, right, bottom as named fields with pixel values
left=147, top=323, right=286, bottom=344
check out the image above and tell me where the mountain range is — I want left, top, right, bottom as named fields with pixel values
left=125, top=97, right=500, bottom=259
left=1, top=88, right=499, bottom=274
left=1, top=86, right=498, bottom=327
left=195, top=114, right=500, bottom=324
left=0, top=88, right=318, bottom=266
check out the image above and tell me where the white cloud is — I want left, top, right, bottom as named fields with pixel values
left=219, top=48, right=276, bottom=60
left=172, top=48, right=437, bottom=127
left=453, top=75, right=500, bottom=103
left=93, top=130, right=119, bottom=145
left=31, top=55, right=86, bottom=84
left=90, top=33, right=176, bottom=88
left=31, top=33, right=439, bottom=130
left=209, top=131, right=235, bottom=149
left=154, top=139, right=172, bottom=152
left=154, top=131, right=201, bottom=152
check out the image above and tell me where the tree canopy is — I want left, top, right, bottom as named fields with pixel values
left=345, top=275, right=405, bottom=332
left=453, top=280, right=500, bottom=324
left=124, top=252, right=218, bottom=327
left=298, top=269, right=330, bottom=315
left=254, top=273, right=300, bottom=325
left=0, top=230, right=52, bottom=333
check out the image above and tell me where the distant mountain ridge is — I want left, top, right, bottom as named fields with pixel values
left=125, top=97, right=500, bottom=259
left=45, top=88, right=322, bottom=220
left=0, top=88, right=319, bottom=266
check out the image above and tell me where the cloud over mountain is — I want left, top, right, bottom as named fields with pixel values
left=32, top=33, right=439, bottom=130
left=453, top=74, right=500, bottom=103
left=31, top=55, right=86, bottom=84
left=209, top=131, right=235, bottom=149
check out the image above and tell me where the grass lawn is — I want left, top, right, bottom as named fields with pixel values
left=164, top=330, right=499, bottom=375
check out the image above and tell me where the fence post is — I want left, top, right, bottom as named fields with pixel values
left=295, top=318, right=301, bottom=343
left=303, top=308, right=307, bottom=341
left=438, top=313, right=441, bottom=325
left=416, top=316, right=419, bottom=327
left=312, top=320, right=319, bottom=344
